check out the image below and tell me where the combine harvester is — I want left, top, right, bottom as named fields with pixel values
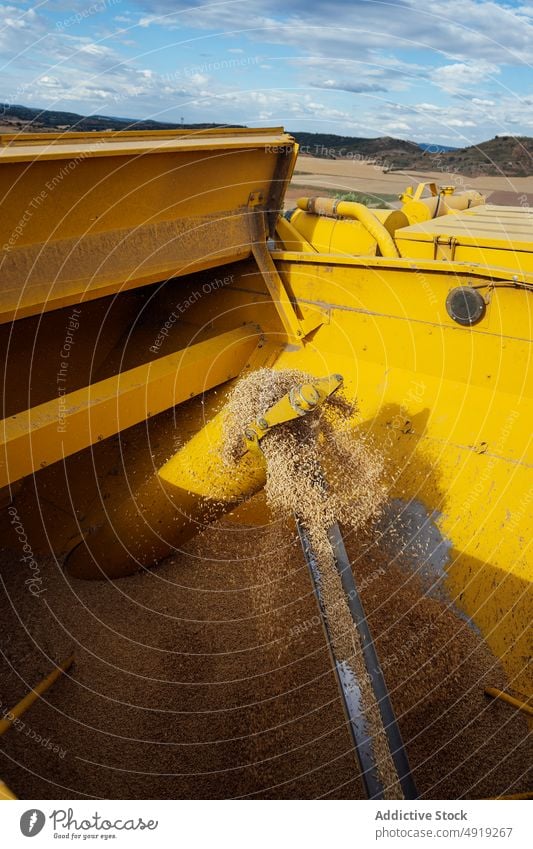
left=0, top=128, right=531, bottom=799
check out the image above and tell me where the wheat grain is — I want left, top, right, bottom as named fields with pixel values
left=222, top=368, right=403, bottom=797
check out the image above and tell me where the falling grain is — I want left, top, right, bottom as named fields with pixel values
left=222, top=368, right=403, bottom=797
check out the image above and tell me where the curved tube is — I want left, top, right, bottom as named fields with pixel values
left=296, top=196, right=400, bottom=258
left=445, top=190, right=485, bottom=211
left=401, top=188, right=485, bottom=224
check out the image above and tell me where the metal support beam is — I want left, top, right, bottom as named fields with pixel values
left=248, top=202, right=324, bottom=344
left=297, top=519, right=418, bottom=800
left=0, top=325, right=261, bottom=488
left=484, top=687, right=533, bottom=718
left=0, top=655, right=74, bottom=737
left=327, top=523, right=418, bottom=800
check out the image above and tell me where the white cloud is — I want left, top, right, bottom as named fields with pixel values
left=359, top=94, right=533, bottom=144
left=431, top=60, right=500, bottom=94
left=1, top=0, right=532, bottom=143
left=38, top=75, right=61, bottom=88
left=447, top=118, right=477, bottom=127
left=384, top=121, right=412, bottom=132
left=0, top=4, right=46, bottom=58
left=416, top=102, right=441, bottom=112
left=78, top=42, right=114, bottom=57
left=133, top=0, right=533, bottom=65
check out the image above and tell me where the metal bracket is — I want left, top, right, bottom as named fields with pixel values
left=433, top=234, right=458, bottom=261
left=243, top=373, right=343, bottom=453
left=400, top=181, right=439, bottom=203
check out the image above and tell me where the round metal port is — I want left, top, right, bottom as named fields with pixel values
left=446, top=286, right=486, bottom=326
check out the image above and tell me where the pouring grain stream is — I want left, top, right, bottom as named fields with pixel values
left=223, top=369, right=404, bottom=798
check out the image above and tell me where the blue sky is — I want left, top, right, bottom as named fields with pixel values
left=1, top=0, right=533, bottom=143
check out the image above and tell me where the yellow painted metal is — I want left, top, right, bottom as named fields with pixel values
left=0, top=655, right=74, bottom=736
left=243, top=373, right=343, bottom=452
left=65, top=402, right=268, bottom=579
left=485, top=687, right=533, bottom=718
left=444, top=189, right=486, bottom=211
left=396, top=204, right=533, bottom=271
left=290, top=207, right=376, bottom=255
left=399, top=181, right=439, bottom=204
left=248, top=206, right=309, bottom=344
left=0, top=655, right=73, bottom=799
left=1, top=128, right=531, bottom=707
left=0, top=326, right=262, bottom=488
left=0, top=127, right=294, bottom=159
left=296, top=197, right=400, bottom=257
left=275, top=215, right=317, bottom=253
left=247, top=248, right=532, bottom=697
left=266, top=246, right=533, bottom=289
left=400, top=182, right=485, bottom=224
left=286, top=207, right=409, bottom=257
left=0, top=780, right=16, bottom=800
left=0, top=128, right=297, bottom=324
left=65, top=371, right=343, bottom=579
left=490, top=792, right=533, bottom=800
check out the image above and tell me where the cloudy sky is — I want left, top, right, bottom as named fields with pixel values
left=1, top=0, right=533, bottom=143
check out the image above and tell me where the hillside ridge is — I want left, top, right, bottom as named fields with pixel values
left=1, top=103, right=531, bottom=177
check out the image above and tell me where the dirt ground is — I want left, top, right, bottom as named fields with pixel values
left=0, top=508, right=530, bottom=800
left=287, top=156, right=533, bottom=206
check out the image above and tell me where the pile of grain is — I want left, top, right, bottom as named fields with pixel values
left=223, top=368, right=403, bottom=798
left=0, top=512, right=530, bottom=799
left=222, top=369, right=385, bottom=552
left=0, top=373, right=530, bottom=801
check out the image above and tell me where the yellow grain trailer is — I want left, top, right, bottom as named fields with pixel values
left=0, top=129, right=530, bottom=717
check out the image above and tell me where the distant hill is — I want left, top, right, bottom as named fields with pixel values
left=1, top=103, right=531, bottom=176
left=436, top=135, right=533, bottom=177
left=0, top=102, right=241, bottom=133
left=291, top=132, right=423, bottom=172
left=291, top=131, right=533, bottom=177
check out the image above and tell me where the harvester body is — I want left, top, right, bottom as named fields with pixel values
left=0, top=128, right=531, bottom=701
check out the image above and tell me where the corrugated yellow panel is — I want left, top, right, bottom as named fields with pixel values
left=396, top=205, right=533, bottom=272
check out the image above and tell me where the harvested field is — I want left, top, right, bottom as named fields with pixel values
left=288, top=156, right=533, bottom=207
